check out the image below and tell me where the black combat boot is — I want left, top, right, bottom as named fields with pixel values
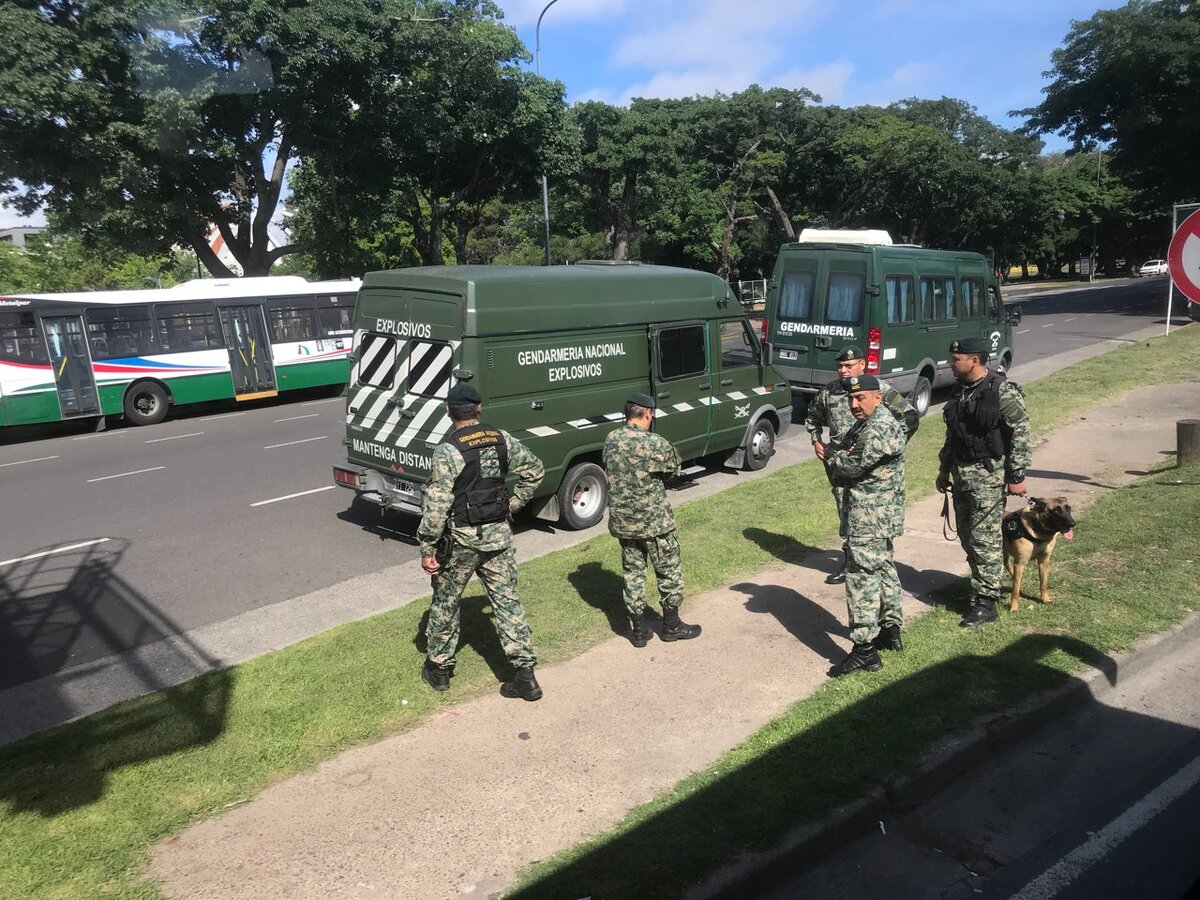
left=825, top=547, right=848, bottom=585
left=873, top=623, right=904, bottom=652
left=830, top=643, right=883, bottom=677
left=661, top=606, right=702, bottom=641
left=421, top=659, right=451, bottom=692
left=959, top=596, right=999, bottom=628
left=500, top=666, right=543, bottom=701
left=629, top=613, right=653, bottom=648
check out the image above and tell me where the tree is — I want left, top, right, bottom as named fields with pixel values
left=0, top=0, right=530, bottom=277
left=1022, top=1, right=1200, bottom=205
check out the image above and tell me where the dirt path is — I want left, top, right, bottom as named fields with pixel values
left=150, top=382, right=1200, bottom=900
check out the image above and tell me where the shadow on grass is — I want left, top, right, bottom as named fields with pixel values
left=0, top=540, right=230, bottom=815
left=508, top=633, right=1116, bottom=900
left=567, top=561, right=629, bottom=637
left=412, top=598, right=527, bottom=684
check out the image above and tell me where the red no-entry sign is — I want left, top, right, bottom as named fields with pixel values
left=1168, top=207, right=1200, bottom=304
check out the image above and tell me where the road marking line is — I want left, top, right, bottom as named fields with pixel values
left=1008, top=754, right=1200, bottom=900
left=1017, top=329, right=1030, bottom=334
left=0, top=455, right=60, bottom=468
left=73, top=432, right=127, bottom=441
left=1064, top=316, right=1079, bottom=322
left=144, top=431, right=204, bottom=444
left=263, top=435, right=328, bottom=449
left=250, top=486, right=336, bottom=507
left=87, top=466, right=165, bottom=483
left=275, top=413, right=320, bottom=422
left=1042, top=323, right=1055, bottom=327
left=302, top=398, right=343, bottom=406
left=1, top=538, right=111, bottom=569
left=199, top=411, right=246, bottom=421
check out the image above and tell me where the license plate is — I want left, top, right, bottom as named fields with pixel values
left=394, top=479, right=416, bottom=495
left=778, top=349, right=798, bottom=361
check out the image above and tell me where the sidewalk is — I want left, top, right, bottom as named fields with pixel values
left=150, top=382, right=1200, bottom=900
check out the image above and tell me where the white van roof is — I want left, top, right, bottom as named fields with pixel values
left=797, top=228, right=894, bottom=246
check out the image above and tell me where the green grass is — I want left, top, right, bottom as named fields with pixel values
left=1, top=325, right=1197, bottom=900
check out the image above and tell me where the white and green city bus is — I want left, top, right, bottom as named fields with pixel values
left=0, top=276, right=360, bottom=428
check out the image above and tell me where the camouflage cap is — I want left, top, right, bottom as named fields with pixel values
left=841, top=374, right=880, bottom=393
left=949, top=337, right=989, bottom=358
left=447, top=383, right=483, bottom=404
left=627, top=392, right=656, bottom=409
left=835, top=345, right=865, bottom=362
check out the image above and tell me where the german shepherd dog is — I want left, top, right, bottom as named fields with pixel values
left=1002, top=497, right=1076, bottom=612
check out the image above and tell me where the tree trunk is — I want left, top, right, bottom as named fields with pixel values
left=610, top=171, right=638, bottom=261
left=764, top=186, right=795, bottom=242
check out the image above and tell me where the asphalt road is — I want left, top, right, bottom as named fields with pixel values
left=0, top=276, right=1187, bottom=722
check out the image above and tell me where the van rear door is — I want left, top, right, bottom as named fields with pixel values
left=649, top=321, right=712, bottom=461
left=810, top=251, right=868, bottom=384
left=768, top=261, right=819, bottom=388
left=345, top=287, right=462, bottom=491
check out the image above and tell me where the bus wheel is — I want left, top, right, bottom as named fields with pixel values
left=123, top=381, right=169, bottom=426
left=557, top=462, right=608, bottom=530
left=744, top=419, right=776, bottom=471
left=910, top=375, right=933, bottom=417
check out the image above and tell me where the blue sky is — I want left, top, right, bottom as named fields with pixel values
left=2, top=0, right=1121, bottom=229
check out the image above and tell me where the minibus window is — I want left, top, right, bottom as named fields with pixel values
left=961, top=278, right=984, bottom=319
left=920, top=277, right=955, bottom=322
left=658, top=325, right=706, bottom=380
left=826, top=273, right=864, bottom=325
left=886, top=276, right=914, bottom=325
left=719, top=320, right=757, bottom=368
left=778, top=271, right=815, bottom=320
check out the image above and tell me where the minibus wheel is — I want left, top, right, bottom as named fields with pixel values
left=910, top=375, right=933, bottom=417
left=557, top=462, right=608, bottom=530
left=744, top=419, right=776, bottom=471
left=123, top=381, right=170, bottom=426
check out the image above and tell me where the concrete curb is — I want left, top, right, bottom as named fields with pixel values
left=687, top=610, right=1200, bottom=899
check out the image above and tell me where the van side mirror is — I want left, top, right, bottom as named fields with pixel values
left=1006, top=305, right=1022, bottom=326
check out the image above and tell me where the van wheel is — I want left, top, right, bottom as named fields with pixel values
left=557, top=463, right=608, bottom=530
left=910, top=376, right=932, bottom=417
left=744, top=419, right=776, bottom=471
left=123, top=381, right=169, bottom=426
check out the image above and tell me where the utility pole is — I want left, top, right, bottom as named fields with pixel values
left=535, top=0, right=560, bottom=267
left=1091, top=148, right=1102, bottom=282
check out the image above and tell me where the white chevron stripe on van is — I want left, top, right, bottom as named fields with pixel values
left=528, top=425, right=560, bottom=437
left=672, top=402, right=694, bottom=411
left=395, top=397, right=445, bottom=448
left=726, top=391, right=748, bottom=400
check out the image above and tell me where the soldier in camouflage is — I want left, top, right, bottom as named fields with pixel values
left=825, top=374, right=908, bottom=676
left=936, top=337, right=1032, bottom=627
left=417, top=383, right=546, bottom=700
left=807, top=345, right=919, bottom=584
left=602, top=393, right=702, bottom=647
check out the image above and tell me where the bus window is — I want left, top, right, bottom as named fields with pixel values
left=156, top=302, right=223, bottom=351
left=777, top=271, right=815, bottom=321
left=317, top=301, right=354, bottom=338
left=86, top=305, right=156, bottom=359
left=885, top=275, right=915, bottom=325
left=268, top=299, right=317, bottom=342
left=961, top=277, right=985, bottom=319
left=826, top=273, right=865, bottom=324
left=920, top=276, right=956, bottom=322
left=0, top=311, right=48, bottom=363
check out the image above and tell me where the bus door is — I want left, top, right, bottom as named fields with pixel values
left=41, top=315, right=100, bottom=417
left=219, top=305, right=277, bottom=399
left=648, top=322, right=712, bottom=461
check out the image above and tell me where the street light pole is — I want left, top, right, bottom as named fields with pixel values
left=535, top=0, right=560, bottom=267
left=1091, top=147, right=1102, bottom=282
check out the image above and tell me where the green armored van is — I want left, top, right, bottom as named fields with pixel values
left=332, top=264, right=793, bottom=529
left=764, top=230, right=1020, bottom=415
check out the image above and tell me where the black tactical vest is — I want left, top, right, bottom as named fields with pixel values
left=944, top=372, right=1006, bottom=465
left=449, top=423, right=510, bottom=526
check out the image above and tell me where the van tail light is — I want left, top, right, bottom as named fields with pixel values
left=760, top=315, right=769, bottom=344
left=866, top=327, right=882, bottom=375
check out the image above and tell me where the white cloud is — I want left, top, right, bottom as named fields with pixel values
left=618, top=63, right=767, bottom=105
left=775, top=61, right=855, bottom=104
left=496, top=0, right=631, bottom=28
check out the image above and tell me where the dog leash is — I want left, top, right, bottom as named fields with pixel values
left=940, top=485, right=1012, bottom=541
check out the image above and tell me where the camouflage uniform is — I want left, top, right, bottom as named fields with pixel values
left=806, top=379, right=917, bottom=537
left=939, top=376, right=1032, bottom=601
left=602, top=423, right=684, bottom=616
left=417, top=425, right=545, bottom=669
left=827, top=406, right=907, bottom=644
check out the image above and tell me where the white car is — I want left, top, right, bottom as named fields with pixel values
left=1138, top=259, right=1170, bottom=276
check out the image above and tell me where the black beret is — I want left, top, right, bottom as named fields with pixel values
left=447, top=383, right=483, bottom=404
left=949, top=337, right=989, bottom=358
left=835, top=345, right=864, bottom=362
left=842, top=374, right=880, bottom=392
left=627, top=392, right=656, bottom=409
